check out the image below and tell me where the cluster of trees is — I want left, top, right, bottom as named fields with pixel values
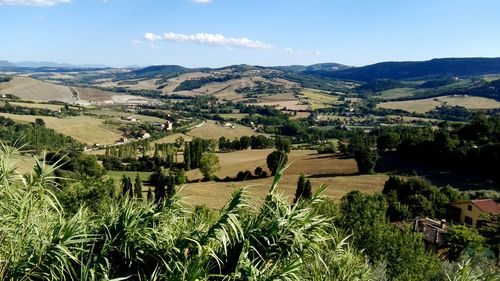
left=218, top=135, right=273, bottom=152
left=104, top=141, right=149, bottom=159
left=383, top=175, right=464, bottom=220
left=121, top=174, right=143, bottom=199
left=183, top=138, right=213, bottom=170
left=356, top=78, right=404, bottom=93
left=266, top=138, right=291, bottom=175
left=0, top=116, right=82, bottom=153
left=336, top=190, right=499, bottom=279
left=149, top=167, right=186, bottom=203
left=0, top=76, right=12, bottom=83
left=235, top=81, right=288, bottom=97
left=376, top=114, right=500, bottom=187
left=0, top=102, right=80, bottom=117
left=174, top=75, right=238, bottom=91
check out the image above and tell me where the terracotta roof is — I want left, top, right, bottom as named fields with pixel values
left=472, top=199, right=500, bottom=214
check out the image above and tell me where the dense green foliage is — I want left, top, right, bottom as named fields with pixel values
left=174, top=75, right=238, bottom=91
left=356, top=78, right=404, bottom=93
left=0, top=116, right=82, bottom=153
left=0, top=146, right=379, bottom=280
left=266, top=150, right=288, bottom=176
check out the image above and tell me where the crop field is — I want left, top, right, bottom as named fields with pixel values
left=153, top=133, right=193, bottom=145
left=482, top=75, right=500, bottom=82
left=186, top=149, right=359, bottom=181
left=179, top=174, right=388, bottom=208
left=192, top=77, right=257, bottom=101
left=7, top=102, right=65, bottom=111
left=86, top=108, right=166, bottom=123
left=179, top=149, right=385, bottom=208
left=0, top=77, right=73, bottom=102
left=376, top=88, right=415, bottom=100
left=301, top=89, right=339, bottom=110
left=74, top=87, right=114, bottom=103
left=105, top=148, right=387, bottom=208
left=377, top=95, right=500, bottom=113
left=186, top=120, right=257, bottom=140
left=0, top=113, right=122, bottom=145
left=106, top=171, right=153, bottom=182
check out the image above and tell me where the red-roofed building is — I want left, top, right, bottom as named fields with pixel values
left=448, top=199, right=500, bottom=228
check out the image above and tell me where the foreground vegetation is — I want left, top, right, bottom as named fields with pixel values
left=1, top=144, right=499, bottom=280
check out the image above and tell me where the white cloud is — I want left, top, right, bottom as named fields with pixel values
left=0, top=0, right=70, bottom=6
left=191, top=0, right=212, bottom=3
left=130, top=39, right=143, bottom=45
left=283, top=48, right=320, bottom=56
left=143, top=32, right=272, bottom=50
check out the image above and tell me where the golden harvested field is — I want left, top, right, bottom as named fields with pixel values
left=193, top=77, right=257, bottom=101
left=0, top=113, right=122, bottom=145
left=187, top=120, right=256, bottom=140
left=186, top=149, right=358, bottom=181
left=162, top=72, right=213, bottom=93
left=75, top=87, right=114, bottom=102
left=153, top=133, right=193, bottom=145
left=0, top=77, right=73, bottom=102
left=179, top=174, right=388, bottom=209
left=181, top=149, right=385, bottom=208
left=104, top=149, right=387, bottom=208
left=377, top=95, right=500, bottom=113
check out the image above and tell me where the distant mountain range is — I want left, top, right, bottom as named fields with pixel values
left=0, top=60, right=108, bottom=69
left=2, top=57, right=500, bottom=82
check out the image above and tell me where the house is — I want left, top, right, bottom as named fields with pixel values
left=448, top=199, right=500, bottom=228
left=413, top=218, right=448, bottom=252
left=392, top=218, right=448, bottom=252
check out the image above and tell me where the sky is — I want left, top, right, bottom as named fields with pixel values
left=1, top=0, right=500, bottom=68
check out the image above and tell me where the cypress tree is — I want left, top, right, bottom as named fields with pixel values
left=184, top=144, right=191, bottom=170
left=294, top=174, right=306, bottom=203
left=134, top=174, right=142, bottom=199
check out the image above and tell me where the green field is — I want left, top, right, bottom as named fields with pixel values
left=301, top=89, right=339, bottom=110
left=376, top=88, right=415, bottom=100
left=106, top=171, right=153, bottom=182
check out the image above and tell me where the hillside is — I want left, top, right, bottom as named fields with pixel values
left=305, top=57, right=500, bottom=81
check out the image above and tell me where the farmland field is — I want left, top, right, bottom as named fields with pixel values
left=7, top=102, right=65, bottom=111
left=180, top=149, right=385, bottom=208
left=105, top=149, right=387, bottom=208
left=301, top=89, right=339, bottom=110
left=0, top=113, right=122, bottom=145
left=376, top=88, right=415, bottom=100
left=86, top=108, right=166, bottom=123
left=186, top=120, right=257, bottom=140
left=0, top=77, right=73, bottom=102
left=179, top=174, right=387, bottom=208
left=377, top=95, right=500, bottom=113
left=153, top=133, right=193, bottom=145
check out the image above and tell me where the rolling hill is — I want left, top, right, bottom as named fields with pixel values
left=304, top=57, right=500, bottom=81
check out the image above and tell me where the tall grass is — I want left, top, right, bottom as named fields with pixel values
left=0, top=145, right=374, bottom=280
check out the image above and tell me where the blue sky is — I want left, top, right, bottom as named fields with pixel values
left=1, top=0, right=500, bottom=67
